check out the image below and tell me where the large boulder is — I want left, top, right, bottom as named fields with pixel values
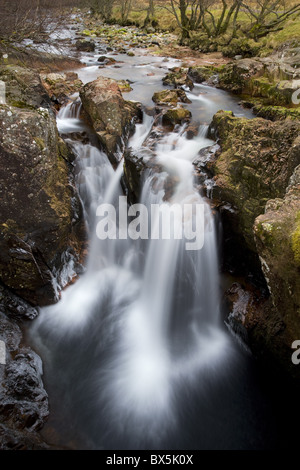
left=80, top=76, right=141, bottom=163
left=208, top=110, right=300, bottom=253
left=0, top=104, right=84, bottom=305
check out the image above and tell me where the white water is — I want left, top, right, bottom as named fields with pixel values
left=31, top=93, right=233, bottom=447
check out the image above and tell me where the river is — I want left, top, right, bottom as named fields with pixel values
left=27, top=40, right=298, bottom=450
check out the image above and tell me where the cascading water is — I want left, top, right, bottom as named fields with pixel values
left=30, top=96, right=235, bottom=448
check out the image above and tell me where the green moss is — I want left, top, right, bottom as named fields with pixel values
left=34, top=137, right=45, bottom=151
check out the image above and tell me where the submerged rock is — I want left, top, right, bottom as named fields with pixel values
left=0, top=105, right=84, bottom=305
left=80, top=76, right=141, bottom=163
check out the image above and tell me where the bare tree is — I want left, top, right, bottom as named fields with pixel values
left=201, top=0, right=242, bottom=38
left=241, top=0, right=300, bottom=39
left=90, top=0, right=116, bottom=20
left=0, top=0, right=81, bottom=52
left=116, top=0, right=133, bottom=23
left=144, top=0, right=156, bottom=27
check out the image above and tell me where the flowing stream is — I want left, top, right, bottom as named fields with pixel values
left=28, top=47, right=297, bottom=450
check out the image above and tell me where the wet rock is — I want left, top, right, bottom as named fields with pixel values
left=75, top=39, right=95, bottom=52
left=152, top=89, right=191, bottom=106
left=162, top=67, right=194, bottom=90
left=97, top=56, right=117, bottom=65
left=188, top=66, right=216, bottom=84
left=0, top=348, right=49, bottom=434
left=0, top=65, right=51, bottom=109
left=0, top=284, right=38, bottom=320
left=80, top=76, right=141, bottom=163
left=40, top=72, right=82, bottom=106
left=117, top=80, right=133, bottom=93
left=0, top=105, right=84, bottom=305
left=162, top=107, right=192, bottom=128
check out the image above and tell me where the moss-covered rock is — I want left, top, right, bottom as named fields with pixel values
left=116, top=79, right=133, bottom=93
left=0, top=105, right=84, bottom=305
left=80, top=76, right=141, bottom=163
left=251, top=165, right=300, bottom=373
left=252, top=104, right=300, bottom=121
left=217, top=56, right=300, bottom=106
left=209, top=110, right=300, bottom=253
left=0, top=65, right=51, bottom=110
left=40, top=72, right=82, bottom=106
left=162, top=67, right=194, bottom=90
left=187, top=66, right=216, bottom=84
left=75, top=39, right=95, bottom=52
left=152, top=89, right=191, bottom=106
left=162, top=106, right=191, bottom=128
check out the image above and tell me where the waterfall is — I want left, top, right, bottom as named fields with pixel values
left=30, top=100, right=232, bottom=448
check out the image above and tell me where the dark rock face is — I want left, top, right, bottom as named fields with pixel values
left=0, top=105, right=84, bottom=305
left=80, top=76, right=141, bottom=163
left=162, top=107, right=192, bottom=128
left=0, top=293, right=49, bottom=449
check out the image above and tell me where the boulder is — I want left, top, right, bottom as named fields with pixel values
left=80, top=76, right=141, bottom=163
left=40, top=72, right=82, bottom=106
left=0, top=105, right=84, bottom=305
left=188, top=66, right=216, bottom=84
left=0, top=65, right=51, bottom=109
left=116, top=80, right=133, bottom=93
left=75, top=39, right=95, bottom=52
left=162, top=67, right=194, bottom=90
left=162, top=107, right=192, bottom=128
left=152, top=89, right=191, bottom=106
